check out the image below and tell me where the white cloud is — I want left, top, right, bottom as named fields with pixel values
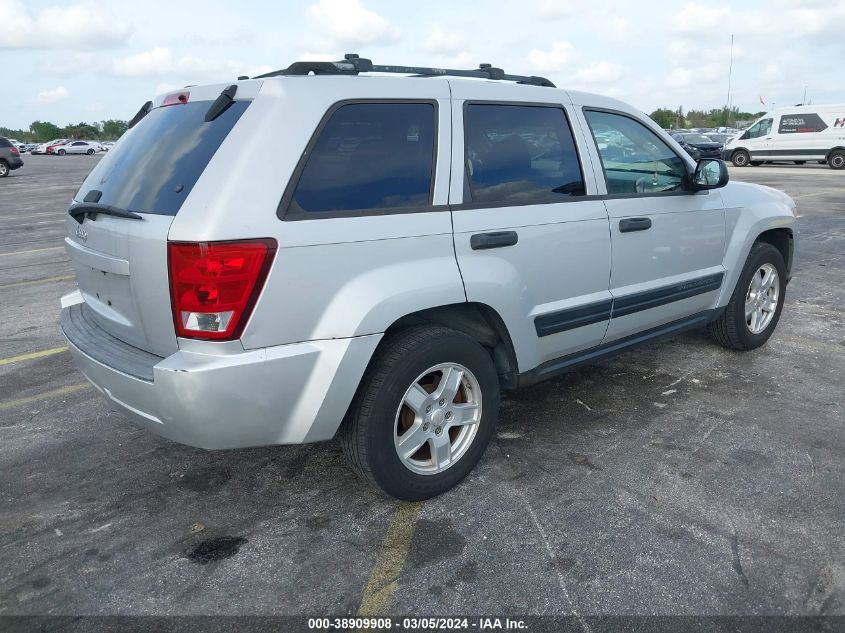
left=306, top=0, right=400, bottom=49
left=673, top=3, right=731, bottom=32
left=36, top=86, right=68, bottom=104
left=112, top=47, right=255, bottom=80
left=424, top=28, right=465, bottom=57
left=537, top=0, right=575, bottom=19
left=666, top=67, right=692, bottom=88
left=527, top=41, right=576, bottom=73
left=573, top=61, right=624, bottom=84
left=0, top=0, right=132, bottom=50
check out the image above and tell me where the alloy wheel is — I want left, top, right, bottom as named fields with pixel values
left=745, top=263, right=779, bottom=334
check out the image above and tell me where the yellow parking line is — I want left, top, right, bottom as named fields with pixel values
left=0, top=383, right=90, bottom=411
left=0, top=275, right=75, bottom=289
left=0, top=246, right=64, bottom=257
left=0, top=346, right=68, bottom=367
left=357, top=502, right=422, bottom=616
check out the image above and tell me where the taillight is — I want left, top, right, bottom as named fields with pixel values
left=162, top=91, right=190, bottom=106
left=168, top=239, right=277, bottom=340
left=10, top=147, right=19, bottom=156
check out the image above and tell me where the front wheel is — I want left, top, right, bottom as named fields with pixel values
left=57, top=149, right=66, bottom=156
left=86, top=148, right=94, bottom=155
left=708, top=242, right=786, bottom=351
left=828, top=150, right=845, bottom=170
left=340, top=326, right=499, bottom=500
left=731, top=150, right=750, bottom=167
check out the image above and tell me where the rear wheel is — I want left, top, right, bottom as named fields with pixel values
left=340, top=326, right=499, bottom=500
left=794, top=161, right=806, bottom=165
left=828, top=150, right=845, bottom=170
left=708, top=242, right=786, bottom=351
left=0, top=160, right=8, bottom=177
left=731, top=150, right=750, bottom=167
left=86, top=148, right=94, bottom=155
left=750, top=161, right=763, bottom=166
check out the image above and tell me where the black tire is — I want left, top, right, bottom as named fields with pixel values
left=750, top=161, right=763, bottom=166
left=0, top=160, right=8, bottom=178
left=86, top=148, right=94, bottom=155
left=828, top=150, right=845, bottom=170
left=339, top=326, right=499, bottom=500
left=731, top=149, right=751, bottom=167
left=793, top=161, right=805, bottom=165
left=57, top=149, right=66, bottom=156
left=708, top=242, right=787, bottom=351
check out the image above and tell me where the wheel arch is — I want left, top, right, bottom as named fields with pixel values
left=826, top=146, right=845, bottom=160
left=382, top=302, right=520, bottom=389
left=755, top=227, right=795, bottom=279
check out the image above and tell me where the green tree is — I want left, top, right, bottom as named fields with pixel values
left=649, top=108, right=677, bottom=128
left=101, top=119, right=128, bottom=140
left=28, top=121, right=62, bottom=141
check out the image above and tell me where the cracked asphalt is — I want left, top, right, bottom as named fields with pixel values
left=0, top=156, right=843, bottom=617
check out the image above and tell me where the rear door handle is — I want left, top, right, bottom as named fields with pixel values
left=619, top=217, right=652, bottom=233
left=470, top=231, right=519, bottom=250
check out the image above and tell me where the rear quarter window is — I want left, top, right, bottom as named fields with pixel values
left=284, top=101, right=436, bottom=217
left=0, top=138, right=12, bottom=148
left=75, top=100, right=249, bottom=216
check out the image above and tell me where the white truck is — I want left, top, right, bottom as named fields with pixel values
left=724, top=104, right=845, bottom=169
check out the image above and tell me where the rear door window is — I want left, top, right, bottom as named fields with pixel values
left=75, top=100, right=249, bottom=215
left=463, top=104, right=585, bottom=205
left=287, top=102, right=436, bottom=216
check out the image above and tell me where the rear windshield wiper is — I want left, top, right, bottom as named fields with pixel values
left=69, top=202, right=144, bottom=224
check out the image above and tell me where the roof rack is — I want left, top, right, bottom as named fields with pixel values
left=253, top=53, right=556, bottom=88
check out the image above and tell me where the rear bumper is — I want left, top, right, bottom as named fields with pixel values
left=60, top=299, right=381, bottom=449
left=6, top=157, right=23, bottom=169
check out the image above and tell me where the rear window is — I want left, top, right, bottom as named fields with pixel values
left=75, top=100, right=249, bottom=215
left=0, top=138, right=11, bottom=148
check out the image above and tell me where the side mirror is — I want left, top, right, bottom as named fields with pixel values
left=692, top=159, right=729, bottom=190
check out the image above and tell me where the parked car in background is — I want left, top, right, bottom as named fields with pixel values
left=100, top=142, right=115, bottom=151
left=32, top=139, right=65, bottom=155
left=46, top=140, right=71, bottom=155
left=671, top=132, right=723, bottom=160
left=56, top=140, right=101, bottom=155
left=723, top=104, right=845, bottom=169
left=59, top=57, right=797, bottom=499
left=0, top=137, right=25, bottom=177
left=706, top=133, right=734, bottom=145
left=21, top=143, right=39, bottom=153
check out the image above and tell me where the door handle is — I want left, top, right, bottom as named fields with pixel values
left=619, top=217, right=652, bottom=233
left=470, top=231, right=518, bottom=250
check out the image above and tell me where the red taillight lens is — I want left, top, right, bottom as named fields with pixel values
left=168, top=239, right=277, bottom=340
left=10, top=147, right=19, bottom=155
left=162, top=91, right=190, bottom=106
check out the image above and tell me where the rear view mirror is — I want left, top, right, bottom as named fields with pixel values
left=693, top=159, right=729, bottom=190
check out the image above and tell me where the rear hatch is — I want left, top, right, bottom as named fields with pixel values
left=65, top=83, right=256, bottom=357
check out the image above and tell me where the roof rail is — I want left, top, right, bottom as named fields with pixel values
left=253, top=53, right=556, bottom=88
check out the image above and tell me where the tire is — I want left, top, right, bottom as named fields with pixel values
left=57, top=149, right=66, bottom=156
left=828, top=150, right=845, bottom=170
left=339, top=326, right=499, bottom=500
left=794, top=161, right=806, bottom=165
left=750, top=161, right=763, bottom=167
left=86, top=148, right=94, bottom=155
left=708, top=242, right=787, bottom=351
left=731, top=150, right=750, bottom=166
left=0, top=160, right=8, bottom=177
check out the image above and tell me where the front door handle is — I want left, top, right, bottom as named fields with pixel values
left=470, top=231, right=519, bottom=250
left=619, top=217, right=652, bottom=233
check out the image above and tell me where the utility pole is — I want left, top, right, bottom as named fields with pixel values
left=802, top=85, right=807, bottom=105
left=725, top=34, right=734, bottom=127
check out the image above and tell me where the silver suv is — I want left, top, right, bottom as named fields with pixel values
left=60, top=56, right=797, bottom=500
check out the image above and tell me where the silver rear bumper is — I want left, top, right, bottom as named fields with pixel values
left=60, top=299, right=381, bottom=449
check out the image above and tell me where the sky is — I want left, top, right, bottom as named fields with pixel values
left=1, top=0, right=844, bottom=130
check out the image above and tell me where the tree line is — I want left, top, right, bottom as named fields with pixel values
left=0, top=120, right=129, bottom=143
left=649, top=106, right=766, bottom=130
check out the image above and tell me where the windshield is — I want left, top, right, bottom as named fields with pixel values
left=75, top=99, right=249, bottom=216
left=683, top=134, right=713, bottom=144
